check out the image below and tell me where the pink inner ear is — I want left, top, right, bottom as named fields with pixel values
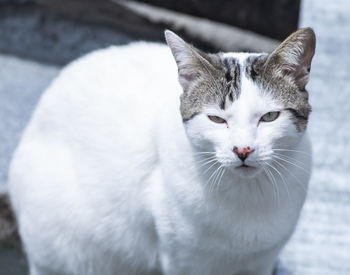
left=178, top=72, right=198, bottom=90
left=281, top=60, right=310, bottom=88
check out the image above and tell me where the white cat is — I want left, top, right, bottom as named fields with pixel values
left=8, top=28, right=315, bottom=275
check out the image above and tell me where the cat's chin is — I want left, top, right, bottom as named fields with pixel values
left=229, top=164, right=262, bottom=179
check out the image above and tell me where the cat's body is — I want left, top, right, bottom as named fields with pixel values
left=8, top=29, right=315, bottom=275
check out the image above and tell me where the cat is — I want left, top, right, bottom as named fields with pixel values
left=8, top=27, right=315, bottom=275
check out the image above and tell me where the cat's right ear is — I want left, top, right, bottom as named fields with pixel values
left=165, top=30, right=214, bottom=91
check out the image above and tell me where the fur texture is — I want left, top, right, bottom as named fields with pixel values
left=9, top=28, right=315, bottom=275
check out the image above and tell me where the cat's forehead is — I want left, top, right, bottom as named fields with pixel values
left=221, top=52, right=264, bottom=63
left=218, top=52, right=269, bottom=108
left=212, top=53, right=279, bottom=116
left=180, top=52, right=268, bottom=121
left=219, top=52, right=267, bottom=85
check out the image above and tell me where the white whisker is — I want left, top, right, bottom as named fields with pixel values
left=212, top=166, right=224, bottom=192
left=207, top=165, right=223, bottom=193
left=270, top=157, right=307, bottom=192
left=273, top=148, right=311, bottom=157
left=196, top=157, right=217, bottom=167
left=269, top=160, right=292, bottom=203
left=193, top=151, right=216, bottom=155
left=202, top=161, right=219, bottom=176
left=272, top=154, right=310, bottom=175
left=263, top=163, right=280, bottom=207
left=273, top=152, right=306, bottom=166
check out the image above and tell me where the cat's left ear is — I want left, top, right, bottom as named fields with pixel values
left=266, top=27, right=316, bottom=89
left=165, top=30, right=217, bottom=91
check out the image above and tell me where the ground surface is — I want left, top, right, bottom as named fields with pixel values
left=0, top=0, right=349, bottom=274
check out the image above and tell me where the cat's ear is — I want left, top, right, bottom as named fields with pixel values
left=266, top=27, right=316, bottom=89
left=165, top=30, right=216, bottom=91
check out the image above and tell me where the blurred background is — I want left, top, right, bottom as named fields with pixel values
left=0, top=0, right=349, bottom=274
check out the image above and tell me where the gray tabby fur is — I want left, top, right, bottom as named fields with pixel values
left=166, top=28, right=316, bottom=132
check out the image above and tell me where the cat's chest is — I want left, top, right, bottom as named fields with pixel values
left=186, top=202, right=292, bottom=254
left=157, top=163, right=296, bottom=252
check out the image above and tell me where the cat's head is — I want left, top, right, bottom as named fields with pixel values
left=165, top=28, right=315, bottom=178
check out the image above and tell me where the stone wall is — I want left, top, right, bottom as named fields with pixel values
left=133, top=0, right=300, bottom=40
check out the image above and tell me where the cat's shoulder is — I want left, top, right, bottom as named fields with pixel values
left=48, top=41, right=176, bottom=94
left=66, top=41, right=172, bottom=71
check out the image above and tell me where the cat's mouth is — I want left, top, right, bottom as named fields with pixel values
left=236, top=162, right=257, bottom=169
left=236, top=164, right=256, bottom=171
left=218, top=158, right=261, bottom=177
left=233, top=163, right=261, bottom=177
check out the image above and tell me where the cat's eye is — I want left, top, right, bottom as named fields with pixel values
left=208, top=115, right=226, bottom=124
left=260, top=111, right=280, bottom=122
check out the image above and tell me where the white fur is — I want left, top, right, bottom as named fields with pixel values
left=8, top=42, right=311, bottom=275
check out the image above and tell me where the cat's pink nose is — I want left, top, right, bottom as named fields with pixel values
left=233, top=146, right=255, bottom=162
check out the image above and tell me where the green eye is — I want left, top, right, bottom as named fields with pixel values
left=260, top=111, right=280, bottom=122
left=208, top=115, right=226, bottom=124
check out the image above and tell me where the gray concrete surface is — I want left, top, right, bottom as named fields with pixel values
left=0, top=4, right=138, bottom=65
left=0, top=0, right=350, bottom=274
